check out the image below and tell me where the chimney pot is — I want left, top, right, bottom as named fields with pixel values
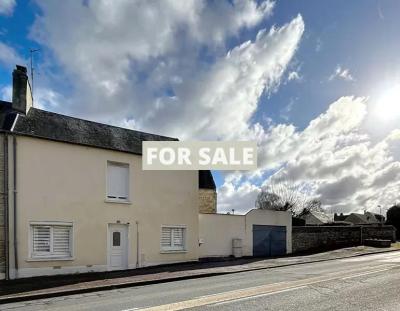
left=16, top=65, right=27, bottom=73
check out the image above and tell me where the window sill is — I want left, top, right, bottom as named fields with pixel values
left=26, top=257, right=74, bottom=262
left=104, top=199, right=132, bottom=205
left=160, top=250, right=187, bottom=254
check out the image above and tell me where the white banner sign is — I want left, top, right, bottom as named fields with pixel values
left=142, top=141, right=257, bottom=170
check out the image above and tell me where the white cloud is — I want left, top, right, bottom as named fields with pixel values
left=329, top=65, right=355, bottom=82
left=0, top=84, right=12, bottom=101
left=315, top=38, right=322, bottom=52
left=287, top=71, right=301, bottom=81
left=33, top=87, right=64, bottom=110
left=30, top=1, right=303, bottom=141
left=0, top=42, right=25, bottom=68
left=218, top=97, right=400, bottom=214
left=0, top=0, right=16, bottom=16
left=218, top=180, right=260, bottom=214
left=280, top=98, right=295, bottom=121
left=32, top=0, right=275, bottom=90
left=140, top=14, right=305, bottom=140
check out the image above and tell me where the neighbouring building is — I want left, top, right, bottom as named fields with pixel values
left=198, top=170, right=217, bottom=214
left=299, top=210, right=333, bottom=226
left=0, top=65, right=292, bottom=280
left=334, top=211, right=384, bottom=225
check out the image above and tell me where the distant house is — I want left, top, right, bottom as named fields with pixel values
left=366, top=212, right=385, bottom=223
left=334, top=211, right=384, bottom=225
left=300, top=211, right=333, bottom=225
left=334, top=213, right=347, bottom=222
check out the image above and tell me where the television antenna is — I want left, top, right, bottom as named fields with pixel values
left=29, top=48, right=40, bottom=100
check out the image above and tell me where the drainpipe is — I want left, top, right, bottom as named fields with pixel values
left=136, top=221, right=139, bottom=268
left=3, top=134, right=9, bottom=280
left=13, top=136, right=17, bottom=277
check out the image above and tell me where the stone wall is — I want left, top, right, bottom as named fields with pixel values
left=362, top=226, right=396, bottom=241
left=199, top=189, right=217, bottom=214
left=0, top=134, right=5, bottom=278
left=292, top=225, right=396, bottom=254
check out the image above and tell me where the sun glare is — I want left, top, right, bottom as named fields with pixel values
left=376, top=85, right=400, bottom=121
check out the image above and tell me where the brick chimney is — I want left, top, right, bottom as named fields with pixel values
left=12, top=65, right=33, bottom=114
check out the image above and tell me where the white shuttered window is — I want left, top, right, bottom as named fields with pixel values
left=161, top=226, right=186, bottom=251
left=107, top=162, right=129, bottom=201
left=31, top=224, right=72, bottom=259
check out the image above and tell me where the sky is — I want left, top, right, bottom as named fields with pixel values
left=0, top=0, right=399, bottom=215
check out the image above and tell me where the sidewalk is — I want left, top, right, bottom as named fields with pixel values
left=1, top=245, right=399, bottom=304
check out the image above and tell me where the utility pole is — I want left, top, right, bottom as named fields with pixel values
left=377, top=205, right=383, bottom=224
left=29, top=48, right=40, bottom=101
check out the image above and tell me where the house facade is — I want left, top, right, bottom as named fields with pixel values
left=0, top=66, right=204, bottom=279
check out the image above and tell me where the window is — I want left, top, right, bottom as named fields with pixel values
left=107, top=162, right=129, bottom=202
left=161, top=226, right=186, bottom=251
left=112, top=231, right=121, bottom=246
left=31, top=223, right=72, bottom=259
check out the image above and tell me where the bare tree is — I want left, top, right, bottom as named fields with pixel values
left=297, top=199, right=323, bottom=217
left=255, top=178, right=322, bottom=217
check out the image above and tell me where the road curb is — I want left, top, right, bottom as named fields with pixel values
left=1, top=248, right=399, bottom=304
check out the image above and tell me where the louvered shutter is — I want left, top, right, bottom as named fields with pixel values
left=161, top=227, right=185, bottom=251
left=107, top=162, right=129, bottom=200
left=32, top=226, right=51, bottom=254
left=172, top=228, right=184, bottom=247
left=161, top=227, right=172, bottom=248
left=53, top=226, right=71, bottom=256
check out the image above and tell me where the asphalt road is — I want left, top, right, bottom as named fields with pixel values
left=1, top=251, right=400, bottom=311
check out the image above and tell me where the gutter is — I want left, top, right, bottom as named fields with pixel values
left=136, top=221, right=139, bottom=268
left=3, top=134, right=9, bottom=280
left=12, top=136, right=17, bottom=277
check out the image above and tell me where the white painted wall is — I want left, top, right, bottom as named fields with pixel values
left=199, top=209, right=292, bottom=258
left=199, top=214, right=245, bottom=257
left=8, top=136, right=199, bottom=279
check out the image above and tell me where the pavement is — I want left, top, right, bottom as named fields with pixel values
left=0, top=245, right=399, bottom=304
left=2, top=249, right=400, bottom=310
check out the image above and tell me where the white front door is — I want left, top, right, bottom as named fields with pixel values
left=108, top=224, right=128, bottom=271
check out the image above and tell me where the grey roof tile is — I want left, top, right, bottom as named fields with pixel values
left=12, top=108, right=177, bottom=155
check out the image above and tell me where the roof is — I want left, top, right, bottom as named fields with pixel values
left=300, top=210, right=333, bottom=225
left=0, top=102, right=216, bottom=190
left=199, top=170, right=216, bottom=190
left=344, top=213, right=379, bottom=224
left=11, top=108, right=178, bottom=155
left=0, top=100, right=18, bottom=131
left=334, top=213, right=348, bottom=221
left=311, top=211, right=333, bottom=224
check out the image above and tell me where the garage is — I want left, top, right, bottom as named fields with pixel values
left=253, top=225, right=287, bottom=257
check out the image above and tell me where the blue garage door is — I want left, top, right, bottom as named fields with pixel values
left=253, top=225, right=286, bottom=257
